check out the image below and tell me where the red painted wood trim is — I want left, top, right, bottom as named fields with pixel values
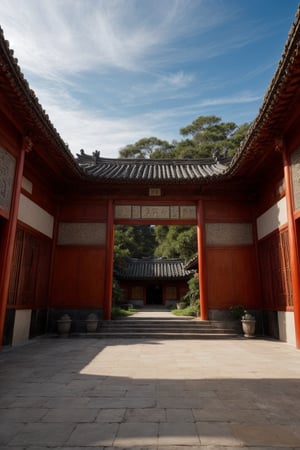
left=197, top=200, right=208, bottom=320
left=0, top=137, right=32, bottom=348
left=281, top=146, right=300, bottom=348
left=103, top=199, right=114, bottom=320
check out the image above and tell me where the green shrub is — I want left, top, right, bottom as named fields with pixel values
left=111, top=306, right=137, bottom=320
left=172, top=305, right=199, bottom=317
left=229, top=305, right=245, bottom=320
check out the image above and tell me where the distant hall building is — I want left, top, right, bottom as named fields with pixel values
left=115, top=258, right=194, bottom=307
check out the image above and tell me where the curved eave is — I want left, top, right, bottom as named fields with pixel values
left=115, top=258, right=195, bottom=280
left=227, top=6, right=300, bottom=177
left=0, top=27, right=83, bottom=179
left=117, top=275, right=192, bottom=281
left=77, top=157, right=230, bottom=184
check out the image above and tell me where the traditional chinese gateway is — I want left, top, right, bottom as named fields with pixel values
left=1, top=7, right=300, bottom=348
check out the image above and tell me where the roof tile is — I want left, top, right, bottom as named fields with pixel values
left=116, top=258, right=195, bottom=280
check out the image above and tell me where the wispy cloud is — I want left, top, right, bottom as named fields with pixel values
left=0, top=0, right=227, bottom=80
left=36, top=81, right=261, bottom=157
left=0, top=0, right=296, bottom=157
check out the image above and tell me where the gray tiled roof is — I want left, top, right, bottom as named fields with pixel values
left=185, top=254, right=198, bottom=270
left=116, top=258, right=195, bottom=280
left=76, top=152, right=230, bottom=184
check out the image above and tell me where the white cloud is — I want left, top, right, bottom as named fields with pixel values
left=35, top=85, right=163, bottom=157
left=0, top=0, right=229, bottom=80
left=0, top=0, right=285, bottom=158
left=36, top=81, right=261, bottom=158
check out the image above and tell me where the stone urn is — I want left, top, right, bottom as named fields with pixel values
left=241, top=312, right=256, bottom=338
left=57, top=314, right=72, bottom=336
left=85, top=313, right=99, bottom=332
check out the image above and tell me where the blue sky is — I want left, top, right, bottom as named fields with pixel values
left=0, top=0, right=299, bottom=158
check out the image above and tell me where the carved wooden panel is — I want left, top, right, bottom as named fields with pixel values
left=291, top=147, right=300, bottom=211
left=115, top=205, right=131, bottom=219
left=180, top=206, right=196, bottom=220
left=141, top=206, right=170, bottom=219
left=58, top=222, right=106, bottom=246
left=206, top=223, right=253, bottom=246
left=115, top=204, right=196, bottom=220
left=0, top=146, right=16, bottom=213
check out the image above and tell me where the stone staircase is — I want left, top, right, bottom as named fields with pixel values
left=95, top=316, right=240, bottom=340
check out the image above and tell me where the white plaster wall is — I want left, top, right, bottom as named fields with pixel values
left=18, top=194, right=54, bottom=238
left=12, top=309, right=32, bottom=345
left=257, top=197, right=287, bottom=240
left=21, top=176, right=33, bottom=194
left=278, top=311, right=296, bottom=346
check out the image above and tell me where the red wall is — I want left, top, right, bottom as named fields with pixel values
left=206, top=247, right=259, bottom=309
left=50, top=199, right=108, bottom=309
left=50, top=246, right=106, bottom=308
left=203, top=198, right=260, bottom=310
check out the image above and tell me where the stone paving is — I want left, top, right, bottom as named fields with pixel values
left=1, top=312, right=300, bottom=449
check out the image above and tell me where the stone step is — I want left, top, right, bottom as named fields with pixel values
left=85, top=331, right=240, bottom=340
left=102, top=322, right=215, bottom=329
left=101, top=325, right=234, bottom=334
left=94, top=318, right=240, bottom=339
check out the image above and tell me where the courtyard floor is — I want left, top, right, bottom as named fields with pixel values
left=1, top=314, right=300, bottom=449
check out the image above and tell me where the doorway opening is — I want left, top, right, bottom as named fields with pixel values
left=146, top=284, right=163, bottom=305
left=113, top=224, right=197, bottom=310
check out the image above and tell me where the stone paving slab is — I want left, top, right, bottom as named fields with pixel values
left=1, top=336, right=300, bottom=449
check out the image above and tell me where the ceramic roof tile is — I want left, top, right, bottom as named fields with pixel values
left=76, top=153, right=230, bottom=184
left=116, top=258, right=195, bottom=280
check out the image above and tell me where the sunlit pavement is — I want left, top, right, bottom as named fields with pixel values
left=1, top=332, right=300, bottom=449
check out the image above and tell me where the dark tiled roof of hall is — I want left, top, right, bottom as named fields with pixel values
left=115, top=258, right=195, bottom=280
left=76, top=151, right=231, bottom=183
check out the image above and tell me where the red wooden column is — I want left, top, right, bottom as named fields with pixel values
left=277, top=140, right=300, bottom=349
left=103, top=198, right=114, bottom=320
left=0, top=136, right=32, bottom=348
left=197, top=199, right=208, bottom=320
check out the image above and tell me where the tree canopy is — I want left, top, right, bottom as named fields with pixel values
left=118, top=115, right=249, bottom=160
left=154, top=225, right=197, bottom=260
left=119, top=137, right=176, bottom=159
left=114, top=224, right=197, bottom=268
left=114, top=225, right=157, bottom=270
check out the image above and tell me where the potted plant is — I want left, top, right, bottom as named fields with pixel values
left=229, top=304, right=245, bottom=320
left=85, top=313, right=99, bottom=332
left=57, top=314, right=72, bottom=336
left=241, top=311, right=256, bottom=338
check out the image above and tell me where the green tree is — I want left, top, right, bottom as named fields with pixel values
left=119, top=137, right=175, bottom=159
left=178, top=115, right=249, bottom=159
left=114, top=225, right=156, bottom=270
left=118, top=116, right=249, bottom=161
left=154, top=225, right=197, bottom=260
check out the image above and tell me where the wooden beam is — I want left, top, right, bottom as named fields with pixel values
left=278, top=140, right=300, bottom=349
left=197, top=199, right=208, bottom=320
left=103, top=199, right=114, bottom=320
